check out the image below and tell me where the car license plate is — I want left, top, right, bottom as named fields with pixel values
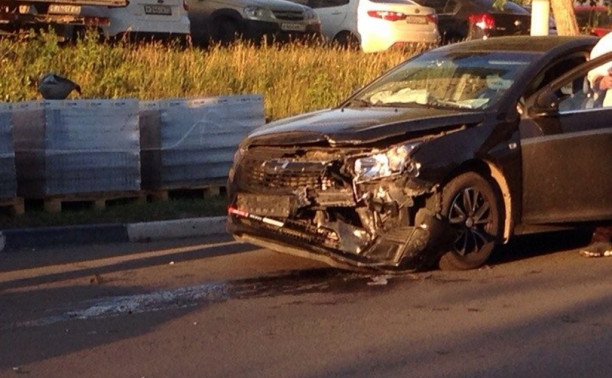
left=405, top=16, right=427, bottom=24
left=144, top=4, right=172, bottom=15
left=236, top=194, right=293, bottom=218
left=281, top=23, right=306, bottom=32
left=48, top=4, right=81, bottom=14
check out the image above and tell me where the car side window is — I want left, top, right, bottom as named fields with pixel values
left=307, top=0, right=349, bottom=8
left=550, top=56, right=612, bottom=112
left=558, top=76, right=593, bottom=112
left=524, top=55, right=588, bottom=99
left=442, top=0, right=458, bottom=14
left=414, top=0, right=451, bottom=14
left=502, top=2, right=528, bottom=14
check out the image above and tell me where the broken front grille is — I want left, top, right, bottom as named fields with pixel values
left=271, top=10, right=304, bottom=21
left=241, top=157, right=327, bottom=191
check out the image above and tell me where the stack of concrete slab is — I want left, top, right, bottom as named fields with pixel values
left=12, top=100, right=141, bottom=198
left=0, top=103, right=17, bottom=200
left=139, top=95, right=264, bottom=191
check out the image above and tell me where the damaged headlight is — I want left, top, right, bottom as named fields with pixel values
left=353, top=142, right=421, bottom=182
left=232, top=145, right=246, bottom=165
left=229, top=144, right=247, bottom=181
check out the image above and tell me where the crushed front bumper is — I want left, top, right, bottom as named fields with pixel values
left=226, top=145, right=456, bottom=271
left=228, top=206, right=456, bottom=272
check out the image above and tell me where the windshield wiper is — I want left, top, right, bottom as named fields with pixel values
left=377, top=101, right=432, bottom=108
left=344, top=98, right=373, bottom=108
left=428, top=99, right=475, bottom=110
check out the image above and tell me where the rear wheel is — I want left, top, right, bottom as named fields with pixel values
left=438, top=172, right=501, bottom=270
left=332, top=32, right=360, bottom=50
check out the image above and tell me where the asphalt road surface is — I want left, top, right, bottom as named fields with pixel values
left=1, top=231, right=611, bottom=378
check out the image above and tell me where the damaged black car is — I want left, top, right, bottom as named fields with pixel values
left=227, top=35, right=612, bottom=271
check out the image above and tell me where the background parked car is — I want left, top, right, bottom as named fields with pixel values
left=82, top=0, right=191, bottom=41
left=187, top=0, right=321, bottom=46
left=416, top=0, right=536, bottom=43
left=290, top=0, right=440, bottom=52
left=575, top=5, right=612, bottom=37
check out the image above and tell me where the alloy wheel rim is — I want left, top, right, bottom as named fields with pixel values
left=448, top=187, right=493, bottom=256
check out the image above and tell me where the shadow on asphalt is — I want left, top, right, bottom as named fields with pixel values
left=0, top=283, right=201, bottom=370
left=1, top=227, right=596, bottom=293
left=0, top=236, right=256, bottom=291
left=0, top=228, right=599, bottom=370
left=488, top=228, right=593, bottom=266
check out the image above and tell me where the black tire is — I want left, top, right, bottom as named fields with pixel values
left=438, top=172, right=501, bottom=270
left=333, top=32, right=360, bottom=50
left=214, top=19, right=240, bottom=45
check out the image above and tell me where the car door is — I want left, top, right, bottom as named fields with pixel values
left=306, top=0, right=351, bottom=40
left=520, top=53, right=612, bottom=224
left=417, top=0, right=466, bottom=41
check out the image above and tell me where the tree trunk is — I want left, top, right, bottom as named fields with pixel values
left=550, top=0, right=579, bottom=35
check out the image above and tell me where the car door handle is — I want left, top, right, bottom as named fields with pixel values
left=331, top=11, right=342, bottom=15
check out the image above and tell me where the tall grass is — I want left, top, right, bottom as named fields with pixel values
left=0, top=31, right=425, bottom=120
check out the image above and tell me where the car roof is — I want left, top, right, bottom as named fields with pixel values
left=437, top=35, right=598, bottom=54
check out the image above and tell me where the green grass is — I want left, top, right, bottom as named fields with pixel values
left=0, top=30, right=424, bottom=120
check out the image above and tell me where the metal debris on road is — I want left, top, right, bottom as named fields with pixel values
left=367, top=275, right=392, bottom=286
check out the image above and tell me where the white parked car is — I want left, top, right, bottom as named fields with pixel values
left=291, top=0, right=439, bottom=52
left=82, top=0, right=191, bottom=41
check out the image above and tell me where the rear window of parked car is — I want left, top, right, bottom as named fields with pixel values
left=370, top=0, right=419, bottom=4
left=306, top=0, right=349, bottom=7
left=576, top=7, right=612, bottom=28
left=417, top=0, right=526, bottom=14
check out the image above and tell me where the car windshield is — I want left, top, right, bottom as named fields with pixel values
left=347, top=50, right=535, bottom=110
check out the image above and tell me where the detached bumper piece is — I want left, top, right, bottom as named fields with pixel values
left=228, top=207, right=456, bottom=271
left=368, top=209, right=457, bottom=270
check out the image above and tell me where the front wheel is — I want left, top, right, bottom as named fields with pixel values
left=438, top=172, right=502, bottom=270
left=213, top=19, right=240, bottom=45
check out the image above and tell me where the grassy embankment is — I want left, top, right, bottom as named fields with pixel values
left=0, top=32, right=425, bottom=228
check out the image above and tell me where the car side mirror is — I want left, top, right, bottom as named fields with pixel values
left=528, top=89, right=559, bottom=117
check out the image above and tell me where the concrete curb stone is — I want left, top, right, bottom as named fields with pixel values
left=0, top=216, right=228, bottom=252
left=126, top=216, right=228, bottom=242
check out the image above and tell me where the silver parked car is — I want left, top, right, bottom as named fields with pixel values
left=188, top=0, right=321, bottom=46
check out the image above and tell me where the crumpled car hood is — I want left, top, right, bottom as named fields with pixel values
left=246, top=107, right=485, bottom=146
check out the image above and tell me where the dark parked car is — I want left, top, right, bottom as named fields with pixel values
left=415, top=0, right=534, bottom=42
left=227, top=35, right=612, bottom=272
left=575, top=5, right=612, bottom=37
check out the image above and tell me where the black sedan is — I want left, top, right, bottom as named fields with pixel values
left=227, top=36, right=612, bottom=271
left=416, top=0, right=535, bottom=43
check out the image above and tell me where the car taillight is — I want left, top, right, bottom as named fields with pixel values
left=367, top=10, right=407, bottom=22
left=468, top=13, right=496, bottom=30
left=183, top=0, right=188, bottom=11
left=426, top=14, right=438, bottom=24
